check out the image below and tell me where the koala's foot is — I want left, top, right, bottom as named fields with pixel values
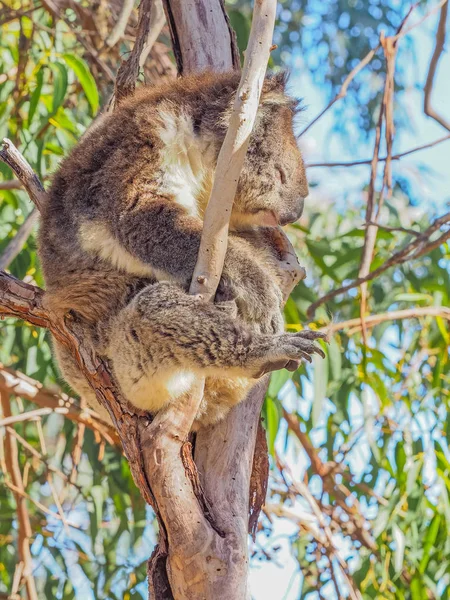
left=252, top=330, right=327, bottom=377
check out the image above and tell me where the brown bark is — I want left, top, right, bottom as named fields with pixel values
left=0, top=392, right=38, bottom=600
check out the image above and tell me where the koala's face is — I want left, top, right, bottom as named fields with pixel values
left=230, top=78, right=308, bottom=230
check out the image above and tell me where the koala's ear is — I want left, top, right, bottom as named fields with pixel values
left=261, top=71, right=291, bottom=107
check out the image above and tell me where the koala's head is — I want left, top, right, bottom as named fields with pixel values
left=231, top=72, right=308, bottom=229
left=187, top=71, right=307, bottom=230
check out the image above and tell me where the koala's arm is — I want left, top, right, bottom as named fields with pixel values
left=107, top=282, right=325, bottom=412
left=107, top=196, right=282, bottom=326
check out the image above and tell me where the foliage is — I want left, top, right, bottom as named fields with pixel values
left=0, top=1, right=449, bottom=599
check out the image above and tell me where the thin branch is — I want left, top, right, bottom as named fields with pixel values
left=0, top=179, right=22, bottom=190
left=190, top=1, right=277, bottom=299
left=138, top=0, right=166, bottom=69
left=0, top=210, right=39, bottom=271
left=299, top=43, right=381, bottom=137
left=0, top=366, right=120, bottom=446
left=423, top=1, right=450, bottom=132
left=306, top=133, right=450, bottom=168
left=114, top=0, right=155, bottom=105
left=324, top=306, right=450, bottom=335
left=306, top=211, right=450, bottom=318
left=393, top=0, right=449, bottom=42
left=105, top=0, right=135, bottom=48
left=0, top=392, right=38, bottom=600
left=0, top=140, right=46, bottom=210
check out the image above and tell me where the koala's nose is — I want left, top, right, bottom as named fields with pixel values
left=279, top=198, right=305, bottom=225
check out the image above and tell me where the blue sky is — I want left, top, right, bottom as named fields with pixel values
left=249, top=7, right=450, bottom=600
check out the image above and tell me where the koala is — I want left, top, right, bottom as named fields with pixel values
left=38, top=71, right=325, bottom=428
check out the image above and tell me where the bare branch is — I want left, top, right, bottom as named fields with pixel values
left=307, top=211, right=450, bottom=318
left=139, top=0, right=167, bottom=69
left=424, top=1, right=450, bottom=132
left=325, top=306, right=450, bottom=335
left=299, top=43, right=381, bottom=137
left=190, top=1, right=277, bottom=300
left=0, top=210, right=39, bottom=272
left=106, top=0, right=135, bottom=48
left=0, top=392, right=38, bottom=600
left=0, top=140, right=47, bottom=210
left=306, top=133, right=450, bottom=167
left=114, top=0, right=156, bottom=105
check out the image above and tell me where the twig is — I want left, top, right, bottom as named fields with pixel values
left=299, top=43, right=381, bottom=137
left=325, top=306, right=450, bottom=335
left=358, top=26, right=403, bottom=345
left=0, top=179, right=22, bottom=190
left=393, top=0, right=449, bottom=42
left=0, top=392, right=38, bottom=600
left=0, top=209, right=39, bottom=272
left=114, top=0, right=155, bottom=105
left=306, top=133, right=450, bottom=167
left=105, top=0, right=135, bottom=48
left=190, top=1, right=277, bottom=299
left=278, top=455, right=362, bottom=600
left=307, top=211, right=450, bottom=319
left=423, top=2, right=450, bottom=132
left=0, top=140, right=46, bottom=210
left=0, top=366, right=120, bottom=446
left=138, top=0, right=166, bottom=69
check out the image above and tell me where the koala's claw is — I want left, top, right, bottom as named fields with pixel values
left=254, top=329, right=328, bottom=377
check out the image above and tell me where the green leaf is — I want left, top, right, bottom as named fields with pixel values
left=312, top=351, right=328, bottom=427
left=392, top=524, right=405, bottom=574
left=265, top=396, right=280, bottom=457
left=411, top=573, right=427, bottom=600
left=49, top=61, right=68, bottom=114
left=328, top=336, right=342, bottom=382
left=28, top=67, right=44, bottom=126
left=63, top=53, right=99, bottom=114
left=268, top=369, right=292, bottom=398
left=419, top=514, right=441, bottom=574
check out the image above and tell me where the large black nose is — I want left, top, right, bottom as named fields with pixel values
left=279, top=198, right=305, bottom=225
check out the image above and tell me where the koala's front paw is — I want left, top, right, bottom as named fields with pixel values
left=254, top=330, right=327, bottom=377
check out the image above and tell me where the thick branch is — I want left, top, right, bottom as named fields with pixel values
left=162, top=0, right=240, bottom=74
left=0, top=366, right=120, bottom=446
left=114, top=0, right=155, bottom=104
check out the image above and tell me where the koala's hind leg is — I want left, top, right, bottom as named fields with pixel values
left=106, top=282, right=326, bottom=415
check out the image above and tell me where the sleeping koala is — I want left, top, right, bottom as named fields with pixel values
left=38, top=71, right=325, bottom=428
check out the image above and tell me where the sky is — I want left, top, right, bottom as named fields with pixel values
left=249, top=7, right=450, bottom=600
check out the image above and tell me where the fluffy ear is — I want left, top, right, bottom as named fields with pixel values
left=261, top=71, right=292, bottom=106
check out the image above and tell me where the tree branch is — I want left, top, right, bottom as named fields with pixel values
left=0, top=391, right=38, bottom=600
left=0, top=366, right=120, bottom=446
left=306, top=133, right=450, bottom=167
left=0, top=140, right=46, bottom=210
left=424, top=1, right=450, bottom=131
left=307, top=211, right=450, bottom=319
left=162, top=0, right=240, bottom=74
left=114, top=0, right=156, bottom=105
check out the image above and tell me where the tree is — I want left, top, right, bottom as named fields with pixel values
left=1, top=1, right=449, bottom=599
